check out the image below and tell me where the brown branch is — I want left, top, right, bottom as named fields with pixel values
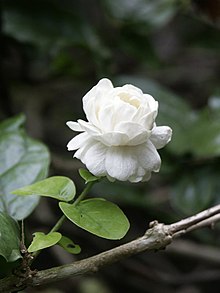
left=1, top=204, right=220, bottom=293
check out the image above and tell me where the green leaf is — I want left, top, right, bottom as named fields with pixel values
left=12, top=176, right=76, bottom=202
left=59, top=198, right=130, bottom=240
left=28, top=232, right=62, bottom=253
left=0, top=212, right=21, bottom=262
left=79, top=169, right=100, bottom=184
left=0, top=113, right=25, bottom=133
left=58, top=236, right=81, bottom=254
left=0, top=115, right=50, bottom=220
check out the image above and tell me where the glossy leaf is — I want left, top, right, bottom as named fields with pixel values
left=28, top=232, right=62, bottom=253
left=59, top=198, right=130, bottom=240
left=0, top=212, right=21, bottom=262
left=12, top=176, right=76, bottom=202
left=58, top=236, right=81, bottom=254
left=79, top=169, right=100, bottom=184
left=0, top=115, right=50, bottom=220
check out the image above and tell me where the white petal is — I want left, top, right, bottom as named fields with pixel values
left=128, top=166, right=145, bottom=183
left=96, top=132, right=129, bottom=146
left=121, top=84, right=143, bottom=97
left=82, top=142, right=108, bottom=176
left=115, top=121, right=150, bottom=145
left=105, top=146, right=138, bottom=181
left=66, top=121, right=83, bottom=132
left=83, top=78, right=113, bottom=105
left=110, top=94, right=137, bottom=125
left=139, top=111, right=158, bottom=130
left=83, top=79, right=113, bottom=127
left=128, top=130, right=150, bottom=146
left=137, top=141, right=161, bottom=172
left=97, top=103, right=115, bottom=132
left=150, top=126, right=172, bottom=149
left=143, top=94, right=158, bottom=112
left=67, top=132, right=90, bottom=151
left=78, top=120, right=101, bottom=135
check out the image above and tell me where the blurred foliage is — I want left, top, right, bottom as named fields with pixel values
left=0, top=115, right=50, bottom=220
left=1, top=0, right=220, bottom=292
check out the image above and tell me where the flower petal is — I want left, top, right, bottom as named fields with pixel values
left=78, top=120, right=101, bottom=135
left=150, top=126, right=172, bottom=149
left=83, top=79, right=113, bottom=127
left=115, top=121, right=150, bottom=145
left=105, top=146, right=138, bottom=181
left=67, top=132, right=90, bottom=151
left=66, top=121, right=83, bottom=132
left=137, top=141, right=161, bottom=172
left=96, top=132, right=129, bottom=146
left=81, top=141, right=108, bottom=176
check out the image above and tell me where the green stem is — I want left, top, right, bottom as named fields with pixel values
left=31, top=181, right=96, bottom=261
left=73, top=181, right=96, bottom=206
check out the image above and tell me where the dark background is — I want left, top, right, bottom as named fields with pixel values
left=1, top=1, right=220, bottom=292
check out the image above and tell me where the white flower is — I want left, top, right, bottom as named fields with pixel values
left=67, top=78, right=172, bottom=182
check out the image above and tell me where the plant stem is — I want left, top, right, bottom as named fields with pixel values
left=31, top=181, right=96, bottom=261
left=73, top=181, right=96, bottom=206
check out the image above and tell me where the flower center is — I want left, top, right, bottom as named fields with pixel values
left=118, top=93, right=140, bottom=108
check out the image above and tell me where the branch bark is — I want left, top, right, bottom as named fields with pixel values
left=1, top=204, right=220, bottom=293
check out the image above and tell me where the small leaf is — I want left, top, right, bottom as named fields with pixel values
left=12, top=176, right=76, bottom=202
left=79, top=169, right=100, bottom=184
left=0, top=212, right=22, bottom=262
left=58, top=236, right=81, bottom=254
left=28, top=232, right=62, bottom=253
left=59, top=198, right=130, bottom=240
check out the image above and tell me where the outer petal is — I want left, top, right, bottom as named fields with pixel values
left=150, top=126, right=172, bottom=149
left=80, top=141, right=108, bottom=176
left=105, top=146, right=138, bottom=181
left=121, top=84, right=143, bottom=97
left=78, top=120, right=101, bottom=135
left=94, top=132, right=129, bottom=146
left=83, top=79, right=113, bottom=127
left=66, top=121, right=83, bottom=132
left=143, top=94, right=158, bottom=112
left=67, top=132, right=90, bottom=151
left=137, top=140, right=161, bottom=173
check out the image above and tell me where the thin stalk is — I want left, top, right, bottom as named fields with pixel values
left=31, top=180, right=96, bottom=261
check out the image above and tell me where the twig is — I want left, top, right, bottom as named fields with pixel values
left=1, top=204, right=220, bottom=292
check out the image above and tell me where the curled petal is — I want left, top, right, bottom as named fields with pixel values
left=150, top=126, right=172, bottom=149
left=66, top=121, right=83, bottom=132
left=67, top=132, right=90, bottom=151
left=83, top=79, right=113, bottom=126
